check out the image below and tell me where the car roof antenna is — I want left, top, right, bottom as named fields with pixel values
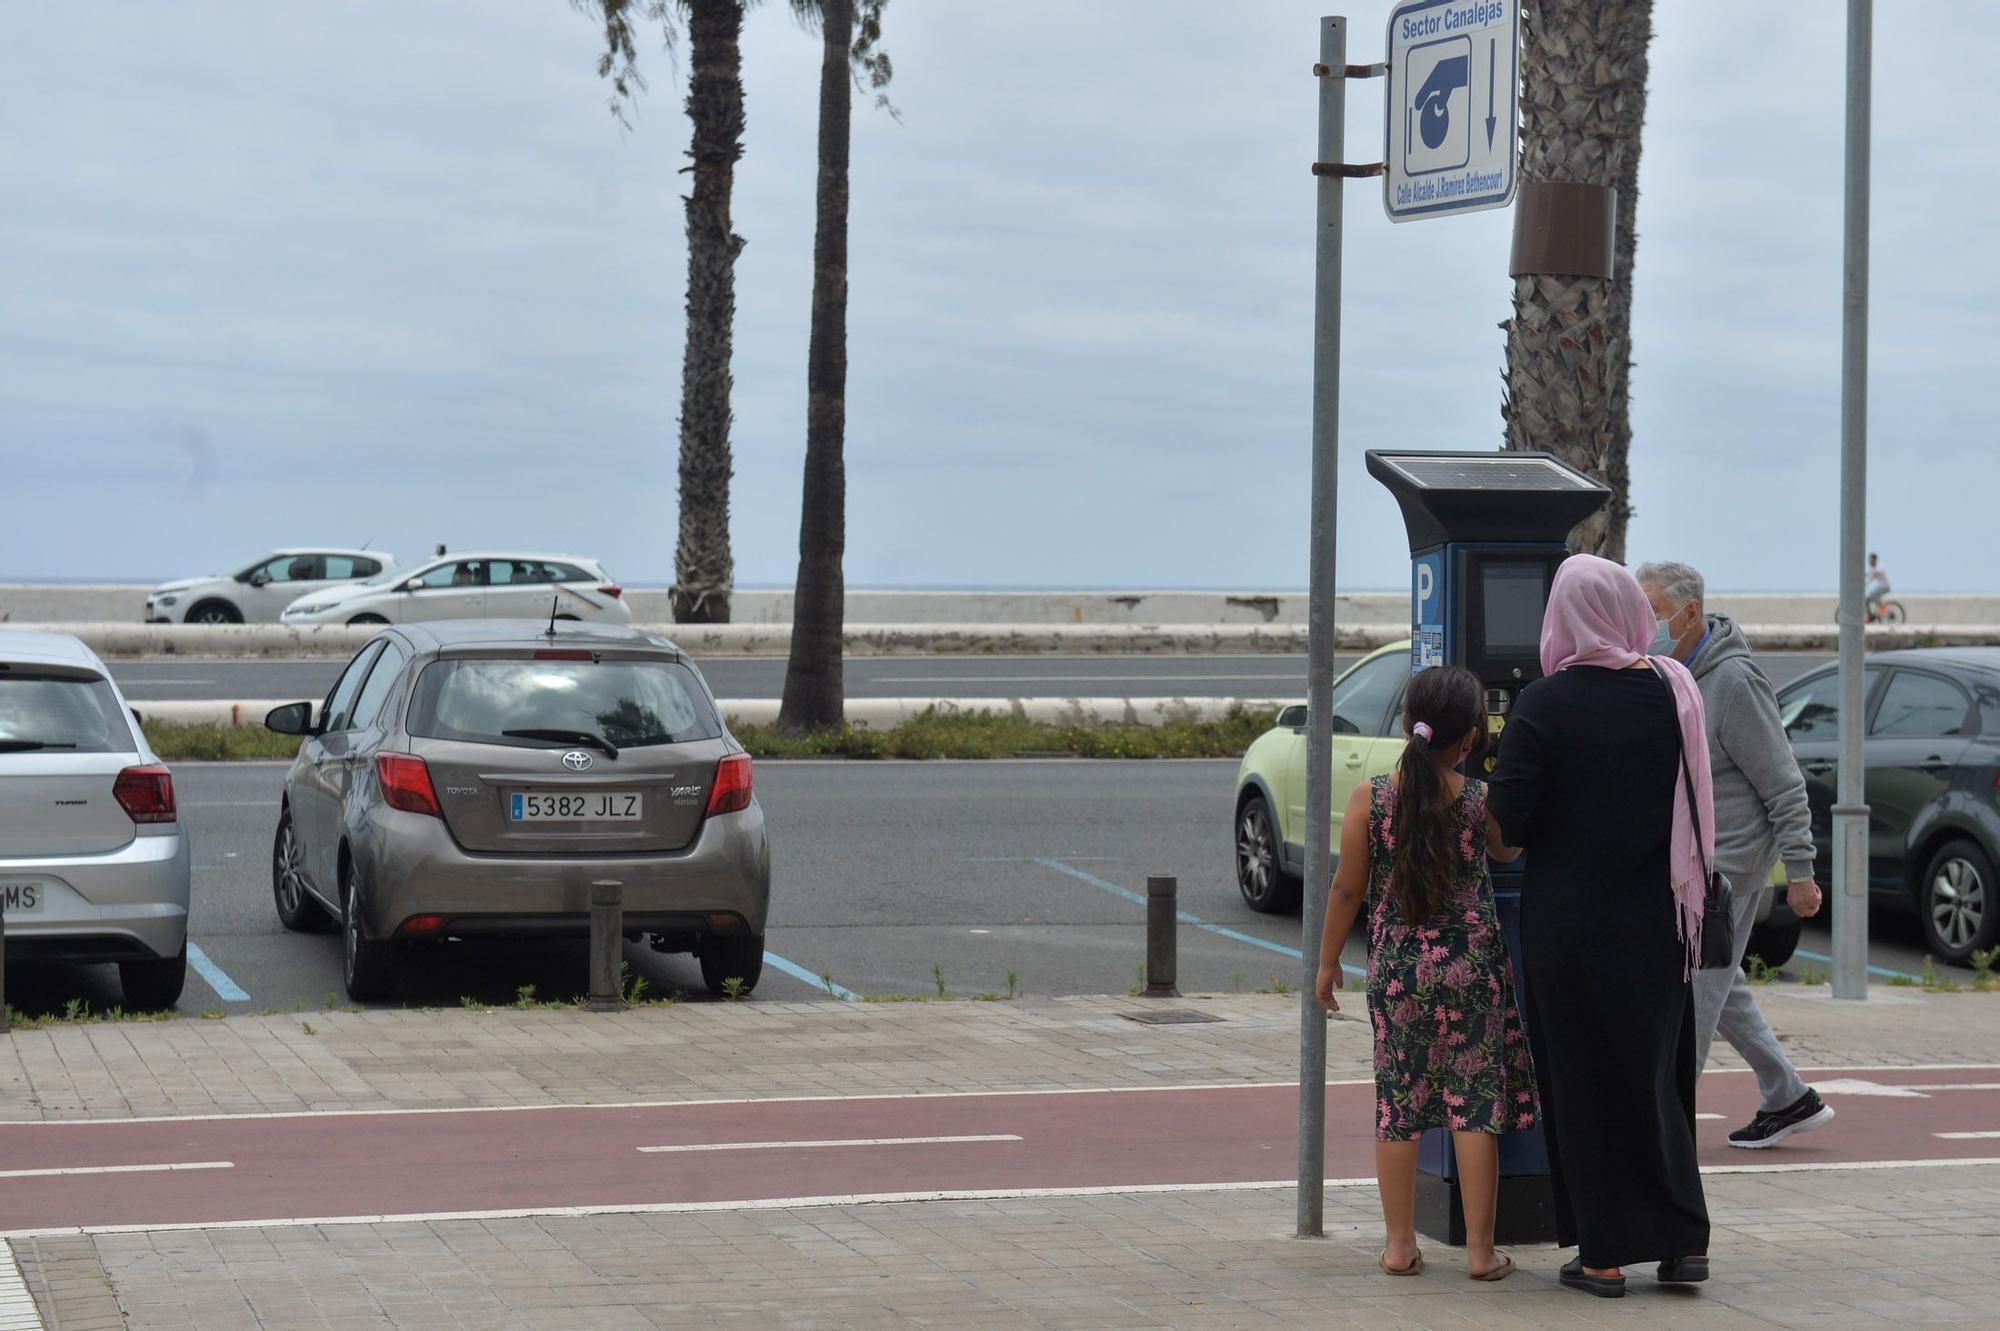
left=545, top=596, right=559, bottom=638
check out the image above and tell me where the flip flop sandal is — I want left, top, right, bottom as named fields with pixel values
left=1379, top=1249, right=1424, bottom=1277
left=1469, top=1254, right=1515, bottom=1282
left=1559, top=1257, right=1626, bottom=1299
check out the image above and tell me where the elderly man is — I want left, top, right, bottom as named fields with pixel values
left=1638, top=561, right=1835, bottom=1148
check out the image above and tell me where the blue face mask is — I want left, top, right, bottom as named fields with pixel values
left=1648, top=619, right=1675, bottom=657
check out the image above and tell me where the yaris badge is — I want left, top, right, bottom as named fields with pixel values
left=561, top=750, right=594, bottom=771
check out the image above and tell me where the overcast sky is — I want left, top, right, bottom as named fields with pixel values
left=1, top=2, right=1991, bottom=591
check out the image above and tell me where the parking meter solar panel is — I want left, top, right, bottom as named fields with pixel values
left=1365, top=451, right=1611, bottom=552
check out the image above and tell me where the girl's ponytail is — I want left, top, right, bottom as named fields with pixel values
left=1387, top=666, right=1486, bottom=926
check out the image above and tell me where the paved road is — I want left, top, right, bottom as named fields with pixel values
left=109, top=653, right=1841, bottom=702
left=1, top=1066, right=1990, bottom=1235
left=1, top=759, right=1949, bottom=1018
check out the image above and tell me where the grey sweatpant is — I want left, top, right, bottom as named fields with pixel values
left=1692, top=873, right=1810, bottom=1112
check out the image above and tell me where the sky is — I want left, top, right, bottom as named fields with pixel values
left=1, top=2, right=1992, bottom=592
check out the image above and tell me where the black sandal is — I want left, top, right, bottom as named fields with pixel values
left=1658, top=1255, right=1710, bottom=1284
left=1560, top=1257, right=1626, bottom=1298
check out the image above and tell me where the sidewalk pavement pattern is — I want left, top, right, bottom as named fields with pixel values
left=2, top=986, right=1996, bottom=1328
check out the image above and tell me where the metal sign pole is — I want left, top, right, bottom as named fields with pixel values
left=1832, top=0, right=1872, bottom=1002
left=1296, top=14, right=1348, bottom=1240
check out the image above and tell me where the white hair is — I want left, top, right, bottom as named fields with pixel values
left=1635, top=560, right=1705, bottom=609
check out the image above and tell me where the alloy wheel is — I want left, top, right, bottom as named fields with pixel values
left=1238, top=805, right=1273, bottom=896
left=277, top=823, right=305, bottom=914
left=1931, top=857, right=1987, bottom=953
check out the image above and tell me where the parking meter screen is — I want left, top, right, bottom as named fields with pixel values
left=1482, top=563, right=1547, bottom=652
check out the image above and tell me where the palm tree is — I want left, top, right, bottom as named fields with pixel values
left=573, top=0, right=745, bottom=623
left=777, top=0, right=892, bottom=733
left=1500, top=0, right=1653, bottom=560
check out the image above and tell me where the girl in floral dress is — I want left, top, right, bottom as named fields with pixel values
left=1314, top=665, right=1538, bottom=1281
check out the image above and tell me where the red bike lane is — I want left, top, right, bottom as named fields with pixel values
left=0, top=1065, right=1993, bottom=1235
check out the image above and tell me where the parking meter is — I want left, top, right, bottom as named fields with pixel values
left=1364, top=449, right=1610, bottom=1246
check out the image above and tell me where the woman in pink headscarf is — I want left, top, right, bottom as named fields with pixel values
left=1486, top=555, right=1714, bottom=1299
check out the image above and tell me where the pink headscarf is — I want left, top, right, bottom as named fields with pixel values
left=1541, top=554, right=1714, bottom=975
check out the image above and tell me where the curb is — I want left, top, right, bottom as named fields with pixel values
left=21, top=621, right=2000, bottom=660
left=134, top=697, right=1294, bottom=731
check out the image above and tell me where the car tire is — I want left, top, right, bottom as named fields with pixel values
left=187, top=600, right=241, bottom=625
left=1919, top=838, right=1998, bottom=965
left=1236, top=794, right=1302, bottom=914
left=341, top=859, right=401, bottom=1002
left=1745, top=917, right=1802, bottom=969
left=347, top=614, right=388, bottom=626
left=271, top=808, right=335, bottom=933
left=699, top=934, right=765, bottom=997
left=120, top=944, right=187, bottom=1010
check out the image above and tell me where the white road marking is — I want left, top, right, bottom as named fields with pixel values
left=0, top=1240, right=41, bottom=1330
left=1935, top=1131, right=2000, bottom=1140
left=640, top=1134, right=1021, bottom=1154
left=1811, top=1078, right=1932, bottom=1098
left=1696, top=1113, right=1725, bottom=1121
left=868, top=674, right=1302, bottom=685
left=1905, top=1083, right=2000, bottom=1092
left=0, top=1161, right=231, bottom=1180
left=11, top=1157, right=2000, bottom=1241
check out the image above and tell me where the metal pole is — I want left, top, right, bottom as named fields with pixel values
left=1, top=905, right=8, bottom=1034
left=586, top=880, right=625, bottom=1012
left=1297, top=13, right=1346, bottom=1240
left=1832, top=0, right=1871, bottom=1002
left=1144, top=876, right=1180, bottom=997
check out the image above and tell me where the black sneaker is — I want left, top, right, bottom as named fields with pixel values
left=1727, top=1088, right=1835, bottom=1149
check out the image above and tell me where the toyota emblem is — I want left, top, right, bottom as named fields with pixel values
left=561, top=750, right=594, bottom=772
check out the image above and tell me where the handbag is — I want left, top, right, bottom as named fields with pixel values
left=1650, top=659, right=1735, bottom=970
left=1675, top=731, right=1736, bottom=971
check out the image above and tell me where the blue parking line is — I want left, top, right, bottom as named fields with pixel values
left=1791, top=947, right=1925, bottom=982
left=762, top=950, right=859, bottom=1002
left=1030, top=857, right=1367, bottom=981
left=185, top=942, right=250, bottom=1003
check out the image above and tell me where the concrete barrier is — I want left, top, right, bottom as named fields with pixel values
left=24, top=618, right=2000, bottom=660
left=13, top=584, right=2000, bottom=628
left=134, top=696, right=1294, bottom=731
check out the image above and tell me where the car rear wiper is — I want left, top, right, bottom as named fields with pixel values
left=0, top=739, right=79, bottom=753
left=501, top=728, right=620, bottom=759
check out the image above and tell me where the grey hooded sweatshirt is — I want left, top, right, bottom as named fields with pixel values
left=1687, top=614, right=1818, bottom=884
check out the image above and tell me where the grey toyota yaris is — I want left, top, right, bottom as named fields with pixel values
left=265, top=621, right=770, bottom=1002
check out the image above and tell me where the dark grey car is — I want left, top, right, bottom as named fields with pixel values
left=265, top=621, right=770, bottom=1001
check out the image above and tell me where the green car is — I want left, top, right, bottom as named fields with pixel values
left=1234, top=642, right=1413, bottom=912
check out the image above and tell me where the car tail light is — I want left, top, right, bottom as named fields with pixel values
left=399, top=914, right=446, bottom=937
left=113, top=765, right=176, bottom=824
left=598, top=584, right=623, bottom=599
left=377, top=754, right=441, bottom=817
left=705, top=753, right=753, bottom=816
left=533, top=649, right=593, bottom=661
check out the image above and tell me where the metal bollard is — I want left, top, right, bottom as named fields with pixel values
left=586, top=880, right=625, bottom=1012
left=1144, top=875, right=1180, bottom=997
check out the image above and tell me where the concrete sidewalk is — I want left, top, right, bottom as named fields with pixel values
left=6, top=985, right=1997, bottom=1328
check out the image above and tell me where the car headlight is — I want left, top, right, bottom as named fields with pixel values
left=287, top=602, right=333, bottom=617
left=157, top=595, right=178, bottom=607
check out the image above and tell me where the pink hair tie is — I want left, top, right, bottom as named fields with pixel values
left=1411, top=721, right=1433, bottom=742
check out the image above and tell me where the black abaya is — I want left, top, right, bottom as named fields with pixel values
left=1487, top=665, right=1711, bottom=1270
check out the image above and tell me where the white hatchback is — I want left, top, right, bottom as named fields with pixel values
left=146, top=548, right=394, bottom=624
left=0, top=631, right=191, bottom=1009
left=280, top=553, right=633, bottom=627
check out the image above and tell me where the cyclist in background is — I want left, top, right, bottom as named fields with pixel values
left=1865, top=553, right=1892, bottom=622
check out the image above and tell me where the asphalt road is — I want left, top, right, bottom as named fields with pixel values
left=1, top=756, right=1951, bottom=1018
left=109, top=653, right=1842, bottom=703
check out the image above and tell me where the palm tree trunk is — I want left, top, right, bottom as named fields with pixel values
left=777, top=0, right=851, bottom=732
left=670, top=0, right=746, bottom=624
left=1501, top=0, right=1652, bottom=561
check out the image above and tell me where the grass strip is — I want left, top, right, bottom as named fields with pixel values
left=145, top=706, right=1283, bottom=763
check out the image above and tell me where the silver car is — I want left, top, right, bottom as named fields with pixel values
left=146, top=548, right=394, bottom=624
left=0, top=631, right=190, bottom=1008
left=279, top=552, right=632, bottom=627
left=264, top=621, right=770, bottom=1002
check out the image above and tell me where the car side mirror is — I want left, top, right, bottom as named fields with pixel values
left=400, top=579, right=423, bottom=593
left=265, top=701, right=317, bottom=736
left=129, top=707, right=144, bottom=726
left=1277, top=704, right=1308, bottom=731
left=248, top=572, right=272, bottom=588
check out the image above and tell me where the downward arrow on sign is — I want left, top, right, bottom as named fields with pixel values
left=1485, top=37, right=1498, bottom=149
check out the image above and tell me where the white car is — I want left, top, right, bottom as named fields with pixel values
left=146, top=548, right=394, bottom=624
left=0, top=630, right=191, bottom=1009
left=280, top=552, right=633, bottom=626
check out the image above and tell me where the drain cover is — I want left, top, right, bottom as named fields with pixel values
left=1118, top=1008, right=1224, bottom=1025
